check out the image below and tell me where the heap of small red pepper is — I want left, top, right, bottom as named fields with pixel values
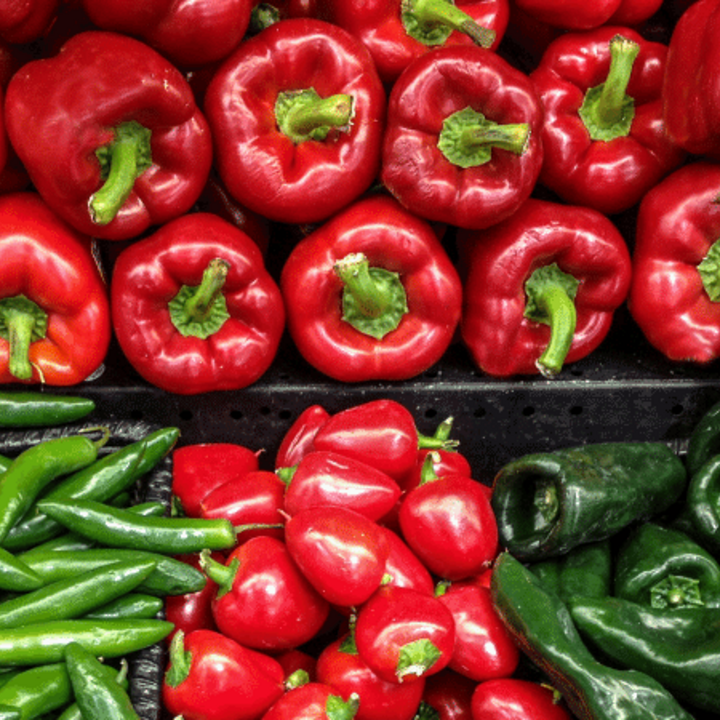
left=0, top=0, right=715, bottom=389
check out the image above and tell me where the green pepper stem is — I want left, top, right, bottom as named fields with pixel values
left=198, top=549, right=238, bottom=598
left=461, top=124, right=530, bottom=156
left=335, top=253, right=390, bottom=319
left=534, top=284, right=577, bottom=377
left=407, top=0, right=496, bottom=47
left=165, top=631, right=192, bottom=688
left=276, top=89, right=354, bottom=144
left=0, top=296, right=48, bottom=381
left=419, top=451, right=442, bottom=486
left=90, top=121, right=152, bottom=226
left=185, top=259, right=230, bottom=323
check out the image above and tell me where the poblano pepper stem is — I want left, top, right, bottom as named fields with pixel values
left=90, top=120, right=153, bottom=226
left=275, top=88, right=354, bottom=144
left=403, top=0, right=496, bottom=48
left=0, top=296, right=48, bottom=381
left=578, top=34, right=639, bottom=142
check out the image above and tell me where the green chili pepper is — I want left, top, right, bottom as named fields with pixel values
left=0, top=663, right=72, bottom=719
left=686, top=399, right=720, bottom=477
left=64, top=642, right=140, bottom=720
left=36, top=499, right=237, bottom=554
left=0, top=707, right=19, bottom=720
left=56, top=660, right=129, bottom=720
left=84, top=593, right=164, bottom=620
left=491, top=442, right=687, bottom=560
left=0, top=431, right=109, bottom=545
left=0, top=618, right=173, bottom=667
left=18, top=549, right=206, bottom=597
left=682, top=453, right=720, bottom=558
left=0, top=391, right=95, bottom=428
left=529, top=539, right=612, bottom=603
left=614, top=522, right=720, bottom=609
left=0, top=548, right=43, bottom=592
left=0, top=558, right=158, bottom=629
left=490, top=551, right=695, bottom=720
left=570, top=596, right=720, bottom=713
left=0, top=456, right=11, bottom=474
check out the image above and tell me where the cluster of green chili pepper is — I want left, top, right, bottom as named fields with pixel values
left=0, top=389, right=238, bottom=720
left=489, top=404, right=720, bottom=719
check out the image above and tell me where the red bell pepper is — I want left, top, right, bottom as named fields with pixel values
left=512, top=0, right=624, bottom=29
left=381, top=45, right=544, bottom=231
left=4, top=30, right=213, bottom=241
left=0, top=0, right=59, bottom=43
left=628, top=161, right=720, bottom=363
left=318, top=0, right=508, bottom=85
left=662, top=0, right=720, bottom=159
left=609, top=0, right=663, bottom=26
left=0, top=192, right=111, bottom=386
left=204, top=18, right=386, bottom=226
left=251, top=0, right=318, bottom=31
left=529, top=26, right=685, bottom=216
left=81, top=0, right=253, bottom=68
left=110, top=212, right=285, bottom=394
left=274, top=404, right=331, bottom=470
left=280, top=195, right=463, bottom=382
left=460, top=198, right=632, bottom=377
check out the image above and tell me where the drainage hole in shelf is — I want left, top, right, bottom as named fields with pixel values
left=259, top=406, right=272, bottom=416
left=522, top=406, right=535, bottom=417
left=179, top=409, right=193, bottom=422
left=279, top=409, right=292, bottom=420
left=424, top=407, right=438, bottom=420
left=569, top=405, right=583, bottom=416
left=474, top=407, right=486, bottom=418
left=230, top=409, right=244, bottom=420
left=671, top=404, right=684, bottom=416
left=129, top=409, right=144, bottom=421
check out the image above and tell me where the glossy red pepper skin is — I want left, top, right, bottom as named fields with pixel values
left=280, top=195, right=463, bottom=382
left=381, top=45, right=544, bottom=231
left=0, top=0, right=59, bottom=43
left=162, top=629, right=285, bottom=720
left=628, top=162, right=720, bottom=363
left=460, top=198, right=632, bottom=377
left=470, top=678, right=571, bottom=720
left=662, top=0, right=720, bottom=158
left=318, top=0, right=509, bottom=85
left=0, top=192, right=111, bottom=386
left=609, top=0, right=663, bottom=25
left=4, top=31, right=213, bottom=241
left=512, top=0, right=623, bottom=29
left=530, top=25, right=685, bottom=216
left=262, top=682, right=359, bottom=720
left=81, top=0, right=253, bottom=68
left=422, top=669, right=477, bottom=720
left=172, top=443, right=260, bottom=518
left=204, top=18, right=385, bottom=225
left=275, top=404, right=331, bottom=471
left=380, top=527, right=435, bottom=597
left=110, top=212, right=285, bottom=394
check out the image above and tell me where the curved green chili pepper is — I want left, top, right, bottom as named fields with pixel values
left=614, top=522, right=720, bottom=609
left=57, top=660, right=129, bottom=720
left=0, top=431, right=109, bottom=544
left=0, top=663, right=72, bottom=719
left=491, top=442, right=687, bottom=560
left=85, top=593, right=164, bottom=621
left=0, top=456, right=11, bottom=474
left=490, top=552, right=695, bottom=720
left=0, top=548, right=43, bottom=593
left=0, top=391, right=95, bottom=428
left=36, top=499, right=237, bottom=554
left=64, top=642, right=141, bottom=720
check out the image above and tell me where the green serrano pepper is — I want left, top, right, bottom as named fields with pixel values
left=57, top=660, right=129, bottom=720
left=0, top=391, right=95, bottom=428
left=85, top=593, right=164, bottom=620
left=0, top=708, right=19, bottom=720
left=0, top=619, right=173, bottom=667
left=0, top=432, right=109, bottom=545
left=0, top=548, right=43, bottom=592
left=64, top=642, right=140, bottom=720
left=0, top=558, right=157, bottom=629
left=36, top=499, right=237, bottom=554
left=0, top=456, right=10, bottom=474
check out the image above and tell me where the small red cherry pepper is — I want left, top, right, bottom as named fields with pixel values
left=110, top=212, right=285, bottom=394
left=530, top=25, right=685, bottom=215
left=628, top=161, right=720, bottom=363
left=5, top=30, right=213, bottom=241
left=381, top=45, right=544, bottom=231
left=470, top=678, right=571, bottom=720
left=204, top=18, right=386, bottom=225
left=421, top=669, right=477, bottom=720
left=280, top=195, right=463, bottom=382
left=262, top=682, right=360, bottom=720
left=0, top=0, right=59, bottom=43
left=460, top=198, right=632, bottom=378
left=275, top=404, right=331, bottom=470
left=318, top=0, right=508, bottom=85
left=80, top=0, right=253, bottom=68
left=0, top=192, right=111, bottom=387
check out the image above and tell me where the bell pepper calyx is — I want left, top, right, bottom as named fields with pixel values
left=275, top=464, right=297, bottom=486
left=0, top=295, right=49, bottom=381
left=335, top=252, right=409, bottom=340
left=285, top=669, right=310, bottom=690
left=326, top=692, right=360, bottom=720
left=578, top=34, right=639, bottom=143
left=164, top=630, right=192, bottom=688
left=419, top=451, right=443, bottom=486
left=438, top=106, right=530, bottom=168
left=413, top=701, right=441, bottom=720
left=249, top=2, right=281, bottom=34
left=275, top=88, right=355, bottom=144
left=533, top=477, right=560, bottom=528
left=401, top=0, right=496, bottom=48
left=698, top=238, right=720, bottom=301
left=396, top=638, right=441, bottom=681
left=90, top=120, right=153, bottom=226
left=198, top=548, right=239, bottom=599
left=168, top=258, right=231, bottom=339
left=650, top=574, right=704, bottom=609
left=524, top=263, right=580, bottom=377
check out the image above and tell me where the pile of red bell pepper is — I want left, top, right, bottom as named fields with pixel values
left=0, top=0, right=718, bottom=390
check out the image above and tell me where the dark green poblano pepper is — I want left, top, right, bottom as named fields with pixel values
left=491, top=442, right=686, bottom=560
left=490, top=552, right=695, bottom=720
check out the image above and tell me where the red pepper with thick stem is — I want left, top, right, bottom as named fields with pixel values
left=4, top=30, right=213, bottom=241
left=280, top=195, right=463, bottom=382
left=460, top=198, right=632, bottom=378
left=381, top=45, right=543, bottom=231
left=628, top=161, right=720, bottom=363
left=512, top=0, right=623, bottom=30
left=110, top=212, right=284, bottom=395
left=204, top=18, right=385, bottom=226
left=318, top=0, right=508, bottom=85
left=0, top=192, right=110, bottom=387
left=81, top=0, right=253, bottom=68
left=529, top=26, right=685, bottom=216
